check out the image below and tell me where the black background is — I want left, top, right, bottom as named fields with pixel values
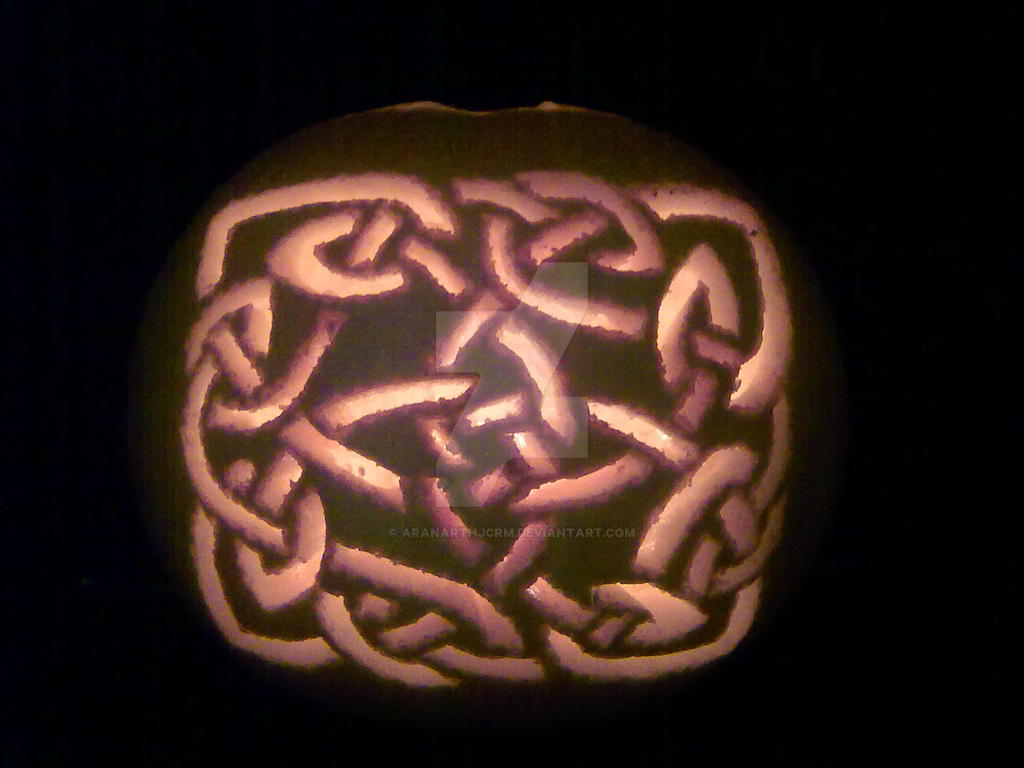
left=4, top=2, right=1014, bottom=764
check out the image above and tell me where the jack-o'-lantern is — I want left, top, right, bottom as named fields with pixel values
left=133, top=102, right=840, bottom=701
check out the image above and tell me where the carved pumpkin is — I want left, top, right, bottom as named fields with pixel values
left=134, top=102, right=838, bottom=692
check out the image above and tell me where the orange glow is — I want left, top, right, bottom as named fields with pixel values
left=418, top=417, right=473, bottom=470
left=634, top=445, right=758, bottom=579
left=545, top=580, right=761, bottom=681
left=398, top=237, right=470, bottom=299
left=377, top=613, right=455, bottom=654
left=525, top=210, right=608, bottom=266
left=205, top=322, right=263, bottom=396
left=463, top=392, right=527, bottom=429
left=452, top=178, right=559, bottom=223
left=346, top=207, right=401, bottom=268
left=684, top=535, right=723, bottom=598
left=327, top=544, right=524, bottom=654
left=517, top=171, right=663, bottom=274
left=484, top=215, right=646, bottom=339
left=185, top=277, right=272, bottom=371
left=464, top=467, right=514, bottom=507
left=171, top=107, right=801, bottom=688
left=634, top=185, right=792, bottom=415
left=674, top=368, right=718, bottom=434
left=592, top=583, right=707, bottom=649
left=315, top=592, right=454, bottom=687
left=266, top=210, right=407, bottom=302
left=252, top=451, right=303, bottom=518
left=523, top=577, right=598, bottom=631
left=315, top=377, right=476, bottom=432
left=657, top=243, right=739, bottom=391
left=509, top=452, right=652, bottom=515
left=420, top=645, right=544, bottom=682
left=207, top=309, right=343, bottom=434
left=495, top=320, right=577, bottom=443
left=235, top=488, right=327, bottom=612
left=711, top=496, right=786, bottom=596
left=198, top=174, right=457, bottom=298
left=435, top=291, right=502, bottom=369
left=192, top=508, right=337, bottom=667
left=183, top=358, right=288, bottom=555
left=585, top=398, right=700, bottom=469
left=422, top=477, right=487, bottom=566
left=483, top=518, right=554, bottom=594
left=279, top=417, right=404, bottom=509
left=508, top=431, right=559, bottom=477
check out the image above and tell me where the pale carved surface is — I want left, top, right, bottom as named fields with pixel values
left=181, top=171, right=792, bottom=686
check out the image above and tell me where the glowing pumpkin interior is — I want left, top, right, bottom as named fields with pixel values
left=135, top=102, right=836, bottom=691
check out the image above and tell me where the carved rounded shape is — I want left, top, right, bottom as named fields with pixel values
left=134, top=103, right=841, bottom=704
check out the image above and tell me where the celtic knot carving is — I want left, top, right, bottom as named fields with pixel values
left=182, top=170, right=792, bottom=685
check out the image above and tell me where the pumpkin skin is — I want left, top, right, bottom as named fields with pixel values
left=134, top=103, right=840, bottom=698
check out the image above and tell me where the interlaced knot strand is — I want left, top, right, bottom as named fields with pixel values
left=183, top=172, right=792, bottom=685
